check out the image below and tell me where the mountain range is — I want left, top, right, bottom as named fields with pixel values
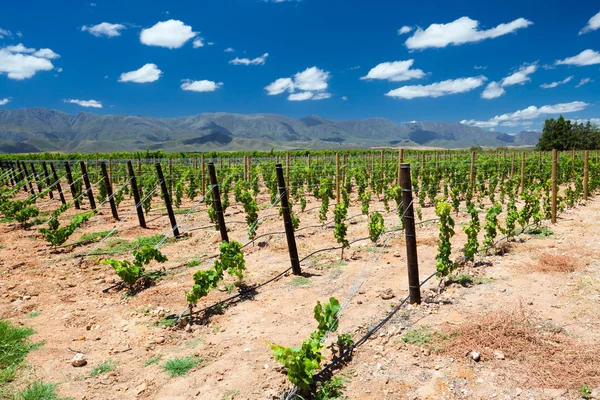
left=0, top=108, right=540, bottom=153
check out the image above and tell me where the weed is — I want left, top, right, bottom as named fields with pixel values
left=79, top=230, right=113, bottom=242
left=401, top=326, right=447, bottom=348
left=90, top=359, right=115, bottom=377
left=12, top=380, right=71, bottom=400
left=90, top=234, right=170, bottom=256
left=186, top=259, right=202, bottom=268
left=314, top=376, right=347, bottom=400
left=0, top=320, right=42, bottom=385
left=142, top=356, right=162, bottom=368
left=527, top=226, right=553, bottom=238
left=448, top=274, right=493, bottom=286
left=579, top=383, right=592, bottom=399
left=155, top=318, right=177, bottom=328
left=162, top=356, right=204, bottom=377
left=221, top=390, right=240, bottom=400
left=27, top=311, right=41, bottom=318
left=290, top=277, right=310, bottom=287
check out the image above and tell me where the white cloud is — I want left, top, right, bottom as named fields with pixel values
left=481, top=81, right=505, bottom=99
left=461, top=101, right=589, bottom=128
left=207, top=42, right=214, bottom=46
left=56, top=67, right=63, bottom=73
left=360, top=60, right=425, bottom=82
left=64, top=99, right=102, bottom=108
left=0, top=97, right=11, bottom=105
left=265, top=66, right=331, bottom=101
left=192, top=37, right=204, bottom=48
left=118, top=63, right=162, bottom=83
left=398, top=26, right=412, bottom=35
left=224, top=47, right=235, bottom=52
left=572, top=118, right=600, bottom=125
left=265, top=77, right=295, bottom=95
left=0, top=28, right=12, bottom=39
left=288, top=91, right=314, bottom=101
left=556, top=49, right=600, bottom=66
left=500, top=63, right=537, bottom=86
left=181, top=79, right=223, bottom=92
left=229, top=53, right=269, bottom=66
left=405, top=16, right=532, bottom=49
left=540, top=75, right=573, bottom=89
left=16, top=31, right=22, bottom=38
left=81, top=22, right=126, bottom=37
left=0, top=45, right=56, bottom=80
left=579, top=11, right=600, bottom=35
left=341, top=96, right=348, bottom=100
left=386, top=76, right=487, bottom=99
left=576, top=78, right=593, bottom=87
left=474, top=65, right=487, bottom=70
left=140, top=20, right=197, bottom=49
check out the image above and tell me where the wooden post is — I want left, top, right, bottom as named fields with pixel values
left=21, top=162, right=35, bottom=195
left=201, top=155, right=206, bottom=196
left=30, top=163, right=43, bottom=195
left=243, top=155, right=248, bottom=181
left=80, top=161, right=96, bottom=211
left=401, top=163, right=421, bottom=305
left=584, top=150, right=589, bottom=201
left=520, top=153, right=525, bottom=194
left=276, top=164, right=301, bottom=275
left=127, top=160, right=146, bottom=228
left=64, top=161, right=80, bottom=209
left=41, top=162, right=53, bottom=199
left=155, top=162, right=179, bottom=237
left=207, top=162, right=229, bottom=242
left=100, top=161, right=119, bottom=220
left=470, top=152, right=476, bottom=194
left=50, top=163, right=66, bottom=205
left=551, top=149, right=558, bottom=224
left=336, top=153, right=341, bottom=203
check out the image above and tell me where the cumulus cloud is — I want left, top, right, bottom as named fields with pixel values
left=461, top=101, right=589, bottom=128
left=481, top=81, right=505, bottom=99
left=224, top=47, right=235, bottom=52
left=64, top=99, right=102, bottom=108
left=360, top=60, right=425, bottom=82
left=140, top=20, right=197, bottom=49
left=0, top=28, right=12, bottom=39
left=405, top=16, right=532, bottom=49
left=118, top=63, right=162, bottom=83
left=0, top=97, right=11, bottom=105
left=579, top=10, right=600, bottom=35
left=556, top=49, right=600, bottom=66
left=192, top=37, right=204, bottom=48
left=229, top=53, right=269, bottom=66
left=540, top=75, right=573, bottom=89
left=0, top=43, right=58, bottom=80
left=481, top=63, right=537, bottom=99
left=181, top=79, right=223, bottom=92
left=398, top=26, right=412, bottom=35
left=81, top=22, right=126, bottom=37
left=386, top=76, right=487, bottom=99
left=576, top=78, right=593, bottom=87
left=265, top=66, right=331, bottom=101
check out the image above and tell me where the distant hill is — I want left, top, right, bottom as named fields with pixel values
left=0, top=108, right=540, bottom=153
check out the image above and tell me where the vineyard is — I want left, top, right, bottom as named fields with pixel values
left=1, top=149, right=600, bottom=400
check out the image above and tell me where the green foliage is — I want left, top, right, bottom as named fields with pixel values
left=174, top=179, right=184, bottom=208
left=102, top=246, right=167, bottom=289
left=483, top=203, right=503, bottom=253
left=0, top=320, right=42, bottom=386
left=313, top=297, right=341, bottom=340
left=12, top=380, right=71, bottom=400
left=38, top=211, right=94, bottom=248
left=537, top=116, right=600, bottom=151
left=502, top=199, right=518, bottom=239
left=360, top=191, right=371, bottom=215
left=463, top=205, right=480, bottom=261
left=368, top=211, right=385, bottom=243
left=162, top=356, right=204, bottom=377
left=238, top=190, right=259, bottom=239
left=90, top=359, right=115, bottom=377
left=142, top=356, right=162, bottom=368
left=579, top=383, right=592, bottom=399
left=401, top=326, right=446, bottom=347
left=318, top=178, right=334, bottom=223
left=313, top=376, right=347, bottom=400
left=333, top=203, right=349, bottom=257
left=435, top=201, right=456, bottom=277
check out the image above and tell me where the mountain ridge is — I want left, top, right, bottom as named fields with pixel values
left=0, top=108, right=540, bottom=153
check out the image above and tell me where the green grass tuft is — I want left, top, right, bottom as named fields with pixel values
left=142, top=356, right=162, bottom=368
left=79, top=231, right=114, bottom=242
left=290, top=277, right=310, bottom=287
left=12, top=380, right=71, bottom=400
left=162, top=356, right=204, bottom=377
left=27, top=311, right=41, bottom=318
left=89, top=234, right=169, bottom=256
left=0, top=320, right=42, bottom=386
left=90, top=359, right=115, bottom=377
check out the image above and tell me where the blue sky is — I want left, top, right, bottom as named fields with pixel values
left=0, top=0, right=599, bottom=132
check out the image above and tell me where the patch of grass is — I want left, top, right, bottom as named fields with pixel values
left=12, top=380, right=71, bottom=400
left=142, top=355, right=162, bottom=368
left=527, top=226, right=554, bottom=238
left=221, top=389, right=240, bottom=400
left=90, top=234, right=170, bottom=256
left=184, top=337, right=205, bottom=349
left=579, top=383, right=592, bottom=399
left=155, top=317, right=178, bottom=328
left=401, top=326, right=447, bottom=348
left=448, top=274, right=493, bottom=287
left=290, top=277, right=311, bottom=287
left=162, top=356, right=204, bottom=377
left=27, top=311, right=41, bottom=318
left=0, top=320, right=42, bottom=386
left=186, top=259, right=202, bottom=268
left=90, top=359, right=115, bottom=377
left=79, top=230, right=113, bottom=242
left=314, top=376, right=347, bottom=400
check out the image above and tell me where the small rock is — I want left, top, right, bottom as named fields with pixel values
left=71, top=353, right=87, bottom=367
left=184, top=324, right=192, bottom=333
left=380, top=289, right=395, bottom=300
left=494, top=350, right=505, bottom=360
left=257, top=241, right=268, bottom=248
left=136, top=382, right=148, bottom=394
left=264, top=364, right=269, bottom=369
left=393, top=252, right=401, bottom=258
left=154, top=336, right=165, bottom=344
left=423, top=348, right=431, bottom=356
left=471, top=351, right=481, bottom=362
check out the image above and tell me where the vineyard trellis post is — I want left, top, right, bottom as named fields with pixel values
left=551, top=149, right=558, bottom=224
left=276, top=164, right=302, bottom=276
left=64, top=161, right=80, bottom=209
left=127, top=160, right=147, bottom=228
left=201, top=155, right=206, bottom=196
left=50, top=162, right=66, bottom=205
left=8, top=161, right=16, bottom=187
left=401, top=163, right=421, bottom=305
left=520, top=153, right=525, bottom=194
left=511, top=153, right=515, bottom=178
left=41, top=162, right=53, bottom=199
left=21, top=162, right=35, bottom=195
left=100, top=161, right=119, bottom=221
left=30, top=162, right=43, bottom=195
left=155, top=162, right=179, bottom=237
left=584, top=150, right=589, bottom=201
left=336, top=153, right=341, bottom=204
left=16, top=161, right=27, bottom=193
left=80, top=161, right=96, bottom=211
left=470, top=152, right=476, bottom=194
left=208, top=162, right=229, bottom=243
